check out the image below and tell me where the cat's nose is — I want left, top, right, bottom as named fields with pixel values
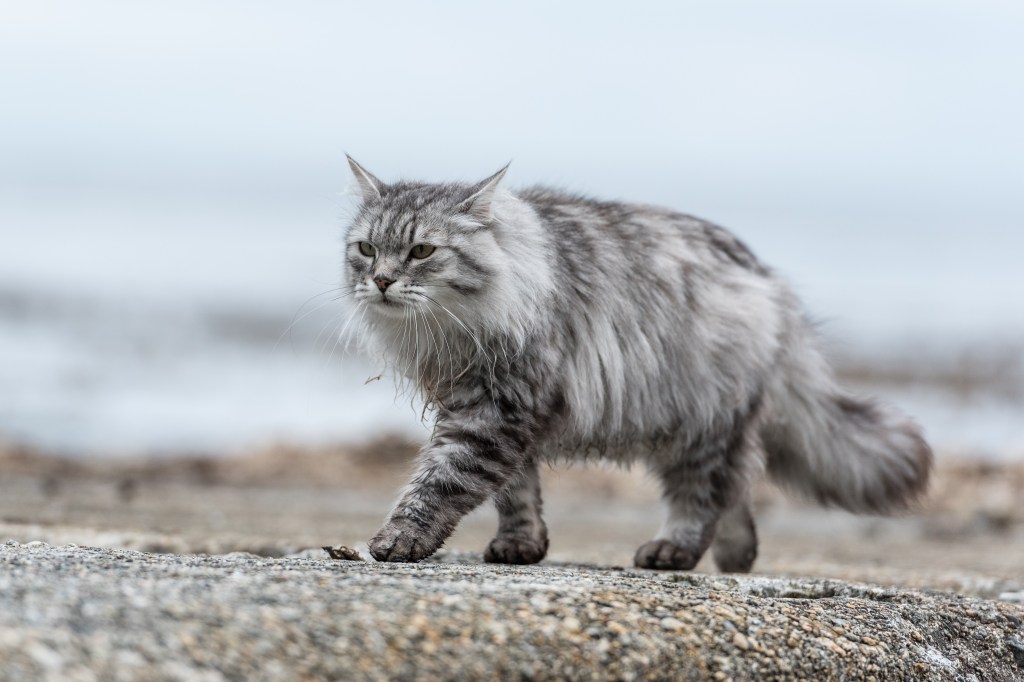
left=373, top=275, right=395, bottom=292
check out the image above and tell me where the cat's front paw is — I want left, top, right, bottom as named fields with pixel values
left=368, top=517, right=440, bottom=563
left=483, top=534, right=548, bottom=565
left=634, top=539, right=702, bottom=571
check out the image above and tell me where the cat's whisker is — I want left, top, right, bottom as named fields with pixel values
left=423, top=304, right=459, bottom=398
left=415, top=305, right=436, bottom=391
left=414, top=308, right=440, bottom=409
left=322, top=301, right=363, bottom=360
left=312, top=312, right=345, bottom=356
left=398, top=305, right=413, bottom=377
left=412, top=303, right=421, bottom=372
left=436, top=308, right=462, bottom=400
left=329, top=290, right=359, bottom=303
left=328, top=303, right=367, bottom=369
left=405, top=307, right=422, bottom=409
left=332, top=304, right=367, bottom=379
left=340, top=303, right=368, bottom=357
left=420, top=294, right=487, bottom=358
left=409, top=292, right=462, bottom=385
left=322, top=308, right=356, bottom=361
left=274, top=287, right=352, bottom=351
left=396, top=305, right=417, bottom=399
left=422, top=294, right=498, bottom=397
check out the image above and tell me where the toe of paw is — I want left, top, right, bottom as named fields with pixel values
left=368, top=523, right=434, bottom=563
left=483, top=537, right=547, bottom=565
left=634, top=540, right=701, bottom=571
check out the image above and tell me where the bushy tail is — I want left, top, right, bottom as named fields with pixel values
left=762, top=337, right=932, bottom=513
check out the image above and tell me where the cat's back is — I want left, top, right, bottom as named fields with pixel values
left=519, top=185, right=692, bottom=238
left=513, top=187, right=783, bottom=451
left=517, top=186, right=767, bottom=277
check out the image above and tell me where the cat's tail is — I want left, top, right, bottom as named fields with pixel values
left=761, top=330, right=932, bottom=513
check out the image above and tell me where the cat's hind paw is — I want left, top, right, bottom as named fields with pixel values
left=633, top=539, right=702, bottom=571
left=483, top=535, right=548, bottom=565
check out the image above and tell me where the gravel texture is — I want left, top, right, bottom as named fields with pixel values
left=2, top=541, right=1023, bottom=681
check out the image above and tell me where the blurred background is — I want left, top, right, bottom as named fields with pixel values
left=2, top=1, right=1022, bottom=460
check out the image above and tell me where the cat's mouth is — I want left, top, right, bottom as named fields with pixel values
left=368, top=292, right=415, bottom=315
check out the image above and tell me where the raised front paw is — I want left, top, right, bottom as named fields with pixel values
left=368, top=517, right=440, bottom=563
left=483, top=534, right=548, bottom=565
left=634, top=539, right=702, bottom=571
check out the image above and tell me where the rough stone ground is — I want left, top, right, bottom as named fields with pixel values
left=1, top=542, right=1022, bottom=681
left=1, top=443, right=1023, bottom=680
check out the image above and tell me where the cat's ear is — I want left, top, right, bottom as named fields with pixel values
left=346, top=154, right=385, bottom=202
left=459, top=162, right=510, bottom=221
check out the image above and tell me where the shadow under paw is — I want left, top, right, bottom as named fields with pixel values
left=634, top=539, right=702, bottom=570
left=483, top=535, right=548, bottom=565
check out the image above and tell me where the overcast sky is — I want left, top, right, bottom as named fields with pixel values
left=2, top=1, right=1023, bottom=453
left=2, top=0, right=1022, bottom=342
left=2, top=2, right=1021, bottom=199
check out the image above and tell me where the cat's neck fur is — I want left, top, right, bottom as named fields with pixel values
left=477, top=189, right=554, bottom=343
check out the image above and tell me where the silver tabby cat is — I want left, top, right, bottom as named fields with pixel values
left=343, top=157, right=932, bottom=571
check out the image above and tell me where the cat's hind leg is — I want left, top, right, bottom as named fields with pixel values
left=635, top=417, right=761, bottom=571
left=634, top=472, right=719, bottom=571
left=484, top=459, right=549, bottom=564
left=711, top=496, right=758, bottom=573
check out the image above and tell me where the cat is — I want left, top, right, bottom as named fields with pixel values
left=342, top=156, right=932, bottom=571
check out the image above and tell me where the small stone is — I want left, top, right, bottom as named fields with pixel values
left=607, top=621, right=628, bottom=636
left=322, top=546, right=364, bottom=561
left=817, top=637, right=847, bottom=657
left=660, top=617, right=684, bottom=631
left=732, top=632, right=749, bottom=650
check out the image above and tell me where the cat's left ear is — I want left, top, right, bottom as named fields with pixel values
left=459, top=163, right=510, bottom=221
left=346, top=154, right=385, bottom=202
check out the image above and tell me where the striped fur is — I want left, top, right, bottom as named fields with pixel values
left=343, top=157, right=932, bottom=570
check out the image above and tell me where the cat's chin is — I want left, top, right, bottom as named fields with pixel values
left=365, top=298, right=417, bottom=319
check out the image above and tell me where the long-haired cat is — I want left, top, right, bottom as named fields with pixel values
left=342, top=157, right=931, bottom=571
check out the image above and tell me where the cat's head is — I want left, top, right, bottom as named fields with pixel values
left=343, top=156, right=511, bottom=321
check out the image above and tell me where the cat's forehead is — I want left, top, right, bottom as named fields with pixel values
left=385, top=182, right=463, bottom=211
left=358, top=182, right=473, bottom=244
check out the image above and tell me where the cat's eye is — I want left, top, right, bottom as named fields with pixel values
left=357, top=241, right=376, bottom=257
left=409, top=244, right=435, bottom=259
